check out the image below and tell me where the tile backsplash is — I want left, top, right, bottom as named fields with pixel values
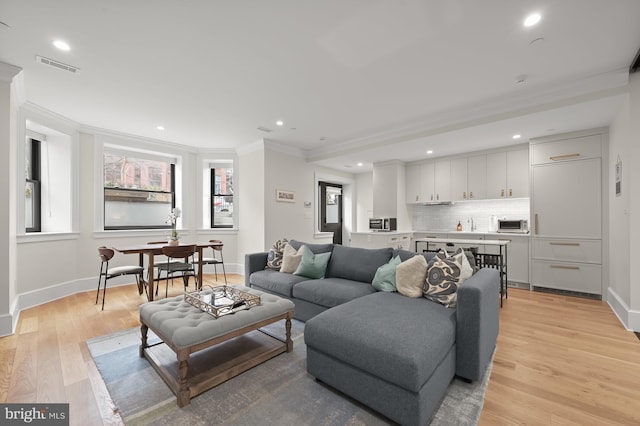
left=411, top=198, right=530, bottom=233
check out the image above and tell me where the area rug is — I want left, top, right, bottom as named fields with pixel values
left=87, top=320, right=492, bottom=425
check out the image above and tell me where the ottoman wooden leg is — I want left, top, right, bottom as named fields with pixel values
left=140, top=323, right=148, bottom=358
left=285, top=313, right=293, bottom=353
left=177, top=352, right=191, bottom=407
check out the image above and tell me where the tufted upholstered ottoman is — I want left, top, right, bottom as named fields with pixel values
left=139, top=285, right=294, bottom=407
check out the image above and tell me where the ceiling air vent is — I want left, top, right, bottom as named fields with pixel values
left=257, top=126, right=273, bottom=133
left=35, top=55, right=80, bottom=74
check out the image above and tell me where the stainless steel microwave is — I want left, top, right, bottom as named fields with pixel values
left=369, top=218, right=397, bottom=232
left=497, top=219, right=529, bottom=234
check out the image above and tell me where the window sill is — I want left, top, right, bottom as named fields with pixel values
left=17, top=232, right=80, bottom=244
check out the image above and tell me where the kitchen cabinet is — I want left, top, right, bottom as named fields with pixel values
left=484, top=235, right=529, bottom=286
left=530, top=129, right=604, bottom=296
left=351, top=232, right=412, bottom=250
left=405, top=163, right=421, bottom=203
left=450, top=158, right=468, bottom=201
left=486, top=148, right=529, bottom=199
left=417, top=161, right=450, bottom=203
left=466, top=155, right=486, bottom=200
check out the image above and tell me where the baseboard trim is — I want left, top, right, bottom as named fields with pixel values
left=1, top=263, right=243, bottom=336
left=607, top=287, right=640, bottom=332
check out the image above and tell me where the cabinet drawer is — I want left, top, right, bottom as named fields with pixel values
left=531, top=260, right=601, bottom=295
left=532, top=238, right=601, bottom=263
left=531, top=134, right=601, bottom=165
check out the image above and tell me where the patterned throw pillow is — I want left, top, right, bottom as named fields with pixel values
left=266, top=238, right=288, bottom=270
left=280, top=244, right=305, bottom=274
left=423, top=250, right=473, bottom=308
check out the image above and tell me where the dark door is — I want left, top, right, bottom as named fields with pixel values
left=319, top=182, right=342, bottom=245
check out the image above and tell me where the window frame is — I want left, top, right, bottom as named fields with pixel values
left=25, top=138, right=41, bottom=233
left=210, top=166, right=233, bottom=229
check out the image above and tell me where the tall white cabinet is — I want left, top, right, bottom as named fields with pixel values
left=530, top=129, right=606, bottom=296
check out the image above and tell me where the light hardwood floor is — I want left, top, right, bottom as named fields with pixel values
left=1, top=278, right=639, bottom=425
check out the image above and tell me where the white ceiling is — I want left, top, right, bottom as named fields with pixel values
left=1, top=1, right=639, bottom=172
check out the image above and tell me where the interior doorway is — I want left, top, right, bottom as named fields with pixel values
left=319, top=182, right=343, bottom=245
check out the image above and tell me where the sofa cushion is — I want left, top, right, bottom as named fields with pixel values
left=289, top=239, right=334, bottom=255
left=294, top=246, right=332, bottom=279
left=280, top=244, right=304, bottom=273
left=249, top=269, right=309, bottom=297
left=304, top=291, right=456, bottom=393
left=292, top=278, right=376, bottom=308
left=372, top=255, right=401, bottom=292
left=325, top=245, right=393, bottom=283
left=393, top=248, right=436, bottom=263
left=265, top=238, right=288, bottom=270
left=396, top=254, right=428, bottom=298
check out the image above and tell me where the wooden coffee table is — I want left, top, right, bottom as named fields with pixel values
left=139, top=287, right=295, bottom=407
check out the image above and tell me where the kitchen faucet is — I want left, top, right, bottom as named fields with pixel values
left=468, top=218, right=476, bottom=232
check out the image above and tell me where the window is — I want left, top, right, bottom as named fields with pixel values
left=103, top=152, right=175, bottom=230
left=210, top=163, right=233, bottom=228
left=25, top=138, right=41, bottom=232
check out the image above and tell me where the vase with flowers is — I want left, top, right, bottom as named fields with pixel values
left=167, top=207, right=181, bottom=245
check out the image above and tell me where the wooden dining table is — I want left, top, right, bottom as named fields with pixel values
left=113, top=241, right=221, bottom=301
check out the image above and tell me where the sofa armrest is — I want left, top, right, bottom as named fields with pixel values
left=455, top=267, right=500, bottom=381
left=244, top=252, right=269, bottom=286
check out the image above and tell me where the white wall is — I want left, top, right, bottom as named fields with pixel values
left=237, top=143, right=266, bottom=263
left=607, top=72, right=640, bottom=331
left=263, top=145, right=353, bottom=248
left=356, top=172, right=373, bottom=232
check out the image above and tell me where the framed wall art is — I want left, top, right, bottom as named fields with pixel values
left=276, top=189, right=295, bottom=203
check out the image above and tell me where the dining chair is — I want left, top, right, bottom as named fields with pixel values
left=96, top=246, right=144, bottom=310
left=156, top=244, right=197, bottom=298
left=192, top=239, right=227, bottom=284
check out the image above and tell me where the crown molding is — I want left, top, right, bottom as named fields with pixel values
left=263, top=138, right=307, bottom=159
left=307, top=68, right=630, bottom=162
left=235, top=139, right=265, bottom=156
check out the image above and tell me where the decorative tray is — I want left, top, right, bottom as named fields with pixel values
left=184, top=285, right=261, bottom=318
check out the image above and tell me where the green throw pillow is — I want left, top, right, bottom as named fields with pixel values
left=294, top=246, right=332, bottom=279
left=372, top=256, right=401, bottom=292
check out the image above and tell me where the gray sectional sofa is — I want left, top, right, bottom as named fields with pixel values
left=245, top=240, right=500, bottom=426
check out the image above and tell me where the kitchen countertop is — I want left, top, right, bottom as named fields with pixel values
left=352, top=230, right=530, bottom=237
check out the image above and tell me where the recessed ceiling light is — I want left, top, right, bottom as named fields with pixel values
left=276, top=120, right=284, bottom=126
left=426, top=150, right=433, bottom=155
left=512, top=134, right=521, bottom=140
left=357, top=162, right=363, bottom=167
left=53, top=40, right=70, bottom=51
left=156, top=125, right=165, bottom=131
left=524, top=13, right=541, bottom=27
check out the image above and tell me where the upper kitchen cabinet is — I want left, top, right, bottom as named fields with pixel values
left=450, top=158, right=468, bottom=201
left=420, top=160, right=450, bottom=203
left=486, top=148, right=529, bottom=199
left=466, top=155, right=486, bottom=200
left=405, top=163, right=421, bottom=203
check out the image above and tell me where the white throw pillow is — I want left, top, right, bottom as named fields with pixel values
left=395, top=255, right=428, bottom=298
left=280, top=244, right=305, bottom=273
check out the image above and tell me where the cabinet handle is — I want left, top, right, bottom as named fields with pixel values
left=550, top=264, right=580, bottom=270
left=549, top=242, right=580, bottom=246
left=463, top=191, right=466, bottom=199
left=436, top=194, right=439, bottom=200
left=509, top=189, right=513, bottom=197
left=415, top=195, right=419, bottom=202
left=500, top=189, right=505, bottom=197
left=430, top=194, right=434, bottom=201
left=550, top=153, right=580, bottom=161
left=469, top=191, right=473, bottom=199
left=534, top=213, right=539, bottom=235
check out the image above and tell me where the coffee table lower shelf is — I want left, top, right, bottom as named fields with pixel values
left=140, top=313, right=293, bottom=407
